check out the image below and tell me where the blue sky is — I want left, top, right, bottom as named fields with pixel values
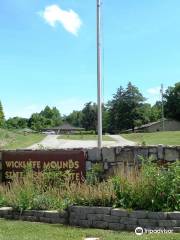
left=0, top=0, right=180, bottom=119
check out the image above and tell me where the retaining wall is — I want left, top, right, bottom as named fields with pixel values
left=85, top=145, right=180, bottom=174
left=0, top=146, right=180, bottom=182
left=0, top=206, right=180, bottom=232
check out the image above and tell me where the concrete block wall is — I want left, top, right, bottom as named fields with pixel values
left=69, top=206, right=180, bottom=232
left=0, top=207, right=68, bottom=224
left=0, top=206, right=179, bottom=232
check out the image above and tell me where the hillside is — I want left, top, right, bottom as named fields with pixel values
left=0, top=128, right=45, bottom=150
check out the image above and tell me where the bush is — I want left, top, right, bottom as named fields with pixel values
left=112, top=159, right=180, bottom=211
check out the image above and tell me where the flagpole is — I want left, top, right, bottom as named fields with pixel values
left=97, top=0, right=102, bottom=149
left=161, top=84, right=165, bottom=131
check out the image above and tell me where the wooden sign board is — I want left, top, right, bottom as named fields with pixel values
left=2, top=150, right=86, bottom=182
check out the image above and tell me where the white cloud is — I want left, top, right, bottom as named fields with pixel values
left=39, top=4, right=82, bottom=36
left=147, top=86, right=161, bottom=95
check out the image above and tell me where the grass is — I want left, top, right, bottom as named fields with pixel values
left=121, top=131, right=180, bottom=145
left=0, top=128, right=45, bottom=150
left=0, top=219, right=179, bottom=240
left=58, top=134, right=114, bottom=141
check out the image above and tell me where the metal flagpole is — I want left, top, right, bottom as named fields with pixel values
left=160, top=84, right=165, bottom=131
left=97, top=0, right=102, bottom=149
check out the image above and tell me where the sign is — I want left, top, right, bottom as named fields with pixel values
left=2, top=150, right=86, bottom=182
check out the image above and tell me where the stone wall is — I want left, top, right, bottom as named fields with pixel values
left=69, top=206, right=180, bottom=232
left=0, top=206, right=179, bottom=232
left=85, top=145, right=180, bottom=174
left=0, top=146, right=179, bottom=181
left=0, top=207, right=68, bottom=224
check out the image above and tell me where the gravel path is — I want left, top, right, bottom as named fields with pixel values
left=28, top=134, right=136, bottom=150
left=108, top=135, right=136, bottom=146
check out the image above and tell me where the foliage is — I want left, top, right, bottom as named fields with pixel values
left=0, top=159, right=179, bottom=212
left=150, top=101, right=162, bottom=122
left=0, top=101, right=5, bottom=127
left=86, top=163, right=104, bottom=185
left=6, top=117, right=28, bottom=129
left=81, top=102, right=97, bottom=131
left=164, top=82, right=180, bottom=121
left=28, top=106, right=62, bottom=131
left=112, top=159, right=180, bottom=211
left=0, top=166, right=115, bottom=211
left=107, top=82, right=146, bottom=132
left=65, top=110, right=83, bottom=127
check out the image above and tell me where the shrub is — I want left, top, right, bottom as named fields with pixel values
left=112, top=159, right=180, bottom=211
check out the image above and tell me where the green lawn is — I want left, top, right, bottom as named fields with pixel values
left=0, top=219, right=179, bottom=240
left=58, top=134, right=114, bottom=141
left=0, top=128, right=45, bottom=150
left=121, top=131, right=180, bottom=145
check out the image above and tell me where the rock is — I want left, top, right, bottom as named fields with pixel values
left=88, top=148, right=101, bottom=161
left=164, top=148, right=179, bottom=161
left=102, top=147, right=115, bottom=163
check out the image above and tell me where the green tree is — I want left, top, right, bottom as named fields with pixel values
left=28, top=113, right=46, bottom=131
left=108, top=82, right=145, bottom=132
left=0, top=101, right=5, bottom=127
left=65, top=110, right=83, bottom=127
left=6, top=117, right=28, bottom=129
left=28, top=106, right=62, bottom=131
left=150, top=101, right=162, bottom=122
left=81, top=102, right=97, bottom=131
left=40, top=106, right=62, bottom=126
left=164, top=82, right=180, bottom=121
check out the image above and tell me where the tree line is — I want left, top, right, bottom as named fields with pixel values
left=0, top=82, right=179, bottom=132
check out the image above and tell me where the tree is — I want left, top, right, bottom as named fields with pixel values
left=102, top=105, right=110, bottom=133
left=108, top=82, right=145, bottom=132
left=40, top=106, right=62, bottom=126
left=65, top=111, right=83, bottom=127
left=28, top=113, right=46, bottom=131
left=28, top=106, right=62, bottom=131
left=0, top=101, right=5, bottom=127
left=164, top=82, right=180, bottom=121
left=6, top=117, right=28, bottom=129
left=150, top=101, right=162, bottom=122
left=81, top=102, right=97, bottom=131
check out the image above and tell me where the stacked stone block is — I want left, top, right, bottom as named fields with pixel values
left=0, top=206, right=179, bottom=232
left=86, top=145, right=180, bottom=173
left=69, top=206, right=180, bottom=232
left=0, top=207, right=68, bottom=224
